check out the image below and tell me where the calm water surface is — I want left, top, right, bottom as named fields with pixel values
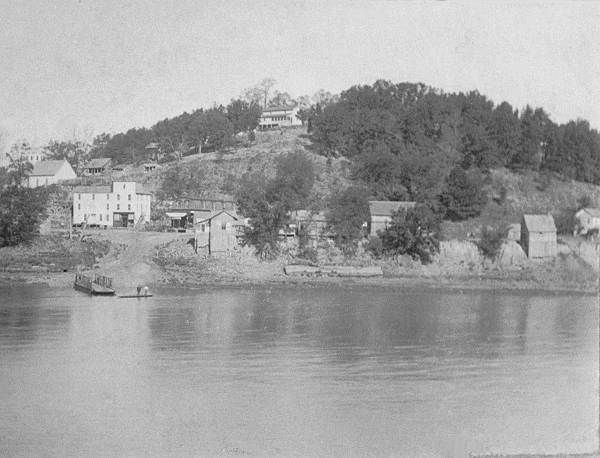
left=0, top=285, right=598, bottom=457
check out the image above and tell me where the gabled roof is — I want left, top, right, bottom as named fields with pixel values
left=85, top=158, right=111, bottom=169
left=73, top=185, right=112, bottom=193
left=29, top=160, right=69, bottom=176
left=522, top=214, right=556, bottom=233
left=368, top=201, right=416, bottom=217
left=195, top=210, right=238, bottom=224
left=578, top=208, right=600, bottom=218
left=262, top=105, right=297, bottom=113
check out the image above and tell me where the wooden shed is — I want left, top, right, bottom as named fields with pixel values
left=520, top=214, right=557, bottom=259
left=368, top=201, right=416, bottom=236
left=195, top=210, right=238, bottom=256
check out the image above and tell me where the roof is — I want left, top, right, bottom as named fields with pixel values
left=262, top=105, right=297, bottom=113
left=85, top=158, right=111, bottom=169
left=73, top=185, right=112, bottom=193
left=145, top=142, right=160, bottom=149
left=579, top=208, right=600, bottom=218
left=135, top=184, right=152, bottom=195
left=29, top=160, right=69, bottom=176
left=292, top=210, right=328, bottom=222
left=522, top=214, right=556, bottom=233
left=195, top=210, right=238, bottom=224
left=368, top=201, right=416, bottom=217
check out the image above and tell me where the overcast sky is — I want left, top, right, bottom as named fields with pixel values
left=1, top=0, right=598, bottom=146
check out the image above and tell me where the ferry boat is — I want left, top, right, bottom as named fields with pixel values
left=74, top=272, right=115, bottom=295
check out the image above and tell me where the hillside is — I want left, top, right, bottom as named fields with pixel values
left=116, top=127, right=600, bottom=242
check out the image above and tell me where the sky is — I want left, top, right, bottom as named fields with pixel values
left=0, top=0, right=599, bottom=147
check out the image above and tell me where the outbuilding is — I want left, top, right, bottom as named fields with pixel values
left=574, top=208, right=600, bottom=235
left=368, top=201, right=416, bottom=236
left=194, top=210, right=239, bottom=256
left=520, top=214, right=557, bottom=259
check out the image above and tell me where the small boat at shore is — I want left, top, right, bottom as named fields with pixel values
left=118, top=294, right=153, bottom=298
left=74, top=273, right=115, bottom=295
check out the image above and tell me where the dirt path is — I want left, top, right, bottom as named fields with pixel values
left=93, top=231, right=184, bottom=292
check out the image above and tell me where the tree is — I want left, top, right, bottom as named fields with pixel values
left=234, top=152, right=316, bottom=258
left=269, top=91, right=294, bottom=107
left=380, top=204, right=441, bottom=263
left=326, top=186, right=370, bottom=251
left=44, top=139, right=90, bottom=171
left=352, top=142, right=408, bottom=200
left=0, top=160, right=50, bottom=247
left=439, top=166, right=488, bottom=221
left=242, top=78, right=277, bottom=108
left=226, top=99, right=262, bottom=134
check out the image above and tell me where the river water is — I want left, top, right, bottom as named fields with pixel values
left=0, top=285, right=597, bottom=457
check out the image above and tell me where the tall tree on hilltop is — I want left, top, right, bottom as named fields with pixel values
left=226, top=99, right=261, bottom=134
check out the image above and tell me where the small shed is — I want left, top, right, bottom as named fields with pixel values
left=574, top=208, right=600, bottom=235
left=520, top=214, right=557, bottom=259
left=368, top=201, right=416, bottom=236
left=195, top=210, right=238, bottom=256
left=83, top=158, right=111, bottom=176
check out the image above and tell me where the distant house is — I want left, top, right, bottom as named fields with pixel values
left=83, top=158, right=111, bottom=176
left=574, top=208, right=600, bottom=235
left=520, top=214, right=557, bottom=259
left=145, top=142, right=164, bottom=161
left=290, top=210, right=329, bottom=239
left=25, top=159, right=77, bottom=188
left=143, top=163, right=159, bottom=173
left=1, top=146, right=47, bottom=169
left=194, top=210, right=239, bottom=256
left=73, top=181, right=152, bottom=228
left=258, top=105, right=302, bottom=130
left=368, top=201, right=417, bottom=236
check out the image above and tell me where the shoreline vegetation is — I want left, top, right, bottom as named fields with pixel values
left=0, top=231, right=598, bottom=296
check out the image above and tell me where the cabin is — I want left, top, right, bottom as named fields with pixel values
left=83, top=158, right=111, bottom=176
left=258, top=105, right=302, bottom=130
left=72, top=181, right=152, bottom=228
left=368, top=201, right=417, bottom=236
left=25, top=159, right=77, bottom=188
left=194, top=210, right=239, bottom=256
left=520, top=214, right=557, bottom=259
left=574, top=208, right=600, bottom=235
left=290, top=210, right=330, bottom=240
left=166, top=195, right=236, bottom=231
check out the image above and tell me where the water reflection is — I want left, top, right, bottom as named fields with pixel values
left=0, top=286, right=597, bottom=456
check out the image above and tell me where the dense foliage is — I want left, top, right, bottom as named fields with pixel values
left=235, top=152, right=315, bottom=258
left=379, top=205, right=441, bottom=263
left=476, top=226, right=505, bottom=259
left=307, top=80, right=600, bottom=202
left=89, top=101, right=261, bottom=164
left=439, top=167, right=488, bottom=221
left=0, top=160, right=50, bottom=247
left=326, top=186, right=370, bottom=252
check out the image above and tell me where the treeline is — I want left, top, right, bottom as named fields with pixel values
left=307, top=80, right=600, bottom=200
left=90, top=101, right=262, bottom=164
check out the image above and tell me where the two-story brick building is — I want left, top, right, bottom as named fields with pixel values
left=73, top=181, right=152, bottom=228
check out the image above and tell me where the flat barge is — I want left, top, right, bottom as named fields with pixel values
left=74, top=272, right=115, bottom=295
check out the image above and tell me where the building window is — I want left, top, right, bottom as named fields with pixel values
left=107, top=194, right=109, bottom=199
left=106, top=214, right=109, bottom=222
left=221, top=222, right=227, bottom=230
left=77, top=204, right=80, bottom=210
left=106, top=204, right=109, bottom=210
left=128, top=194, right=131, bottom=201
left=117, top=204, right=120, bottom=210
left=100, top=214, right=103, bottom=221
left=128, top=204, right=131, bottom=211
left=117, top=194, right=120, bottom=200
left=92, top=194, right=95, bottom=200
left=123, top=184, right=126, bottom=189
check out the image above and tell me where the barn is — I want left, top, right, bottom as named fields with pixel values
left=520, top=214, right=557, bottom=259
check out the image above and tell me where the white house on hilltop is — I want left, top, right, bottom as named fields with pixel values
left=258, top=105, right=302, bottom=130
left=26, top=160, right=77, bottom=188
left=73, top=181, right=152, bottom=228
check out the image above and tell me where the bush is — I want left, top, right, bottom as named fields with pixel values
left=439, top=167, right=488, bottom=221
left=553, top=208, right=576, bottom=235
left=476, top=226, right=505, bottom=259
left=380, top=204, right=441, bottom=264
left=365, top=236, right=383, bottom=259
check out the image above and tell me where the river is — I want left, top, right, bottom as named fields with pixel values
left=0, top=285, right=598, bottom=457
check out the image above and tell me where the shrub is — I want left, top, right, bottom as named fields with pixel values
left=365, top=236, right=383, bottom=259
left=439, top=167, right=488, bottom=221
left=477, top=226, right=505, bottom=259
left=553, top=208, right=576, bottom=235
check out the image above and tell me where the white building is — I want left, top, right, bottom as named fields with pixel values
left=575, top=208, right=600, bottom=235
left=73, top=181, right=152, bottom=228
left=26, top=160, right=77, bottom=188
left=1, top=146, right=48, bottom=169
left=258, top=105, right=302, bottom=130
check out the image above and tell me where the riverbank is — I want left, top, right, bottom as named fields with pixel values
left=1, top=231, right=599, bottom=295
